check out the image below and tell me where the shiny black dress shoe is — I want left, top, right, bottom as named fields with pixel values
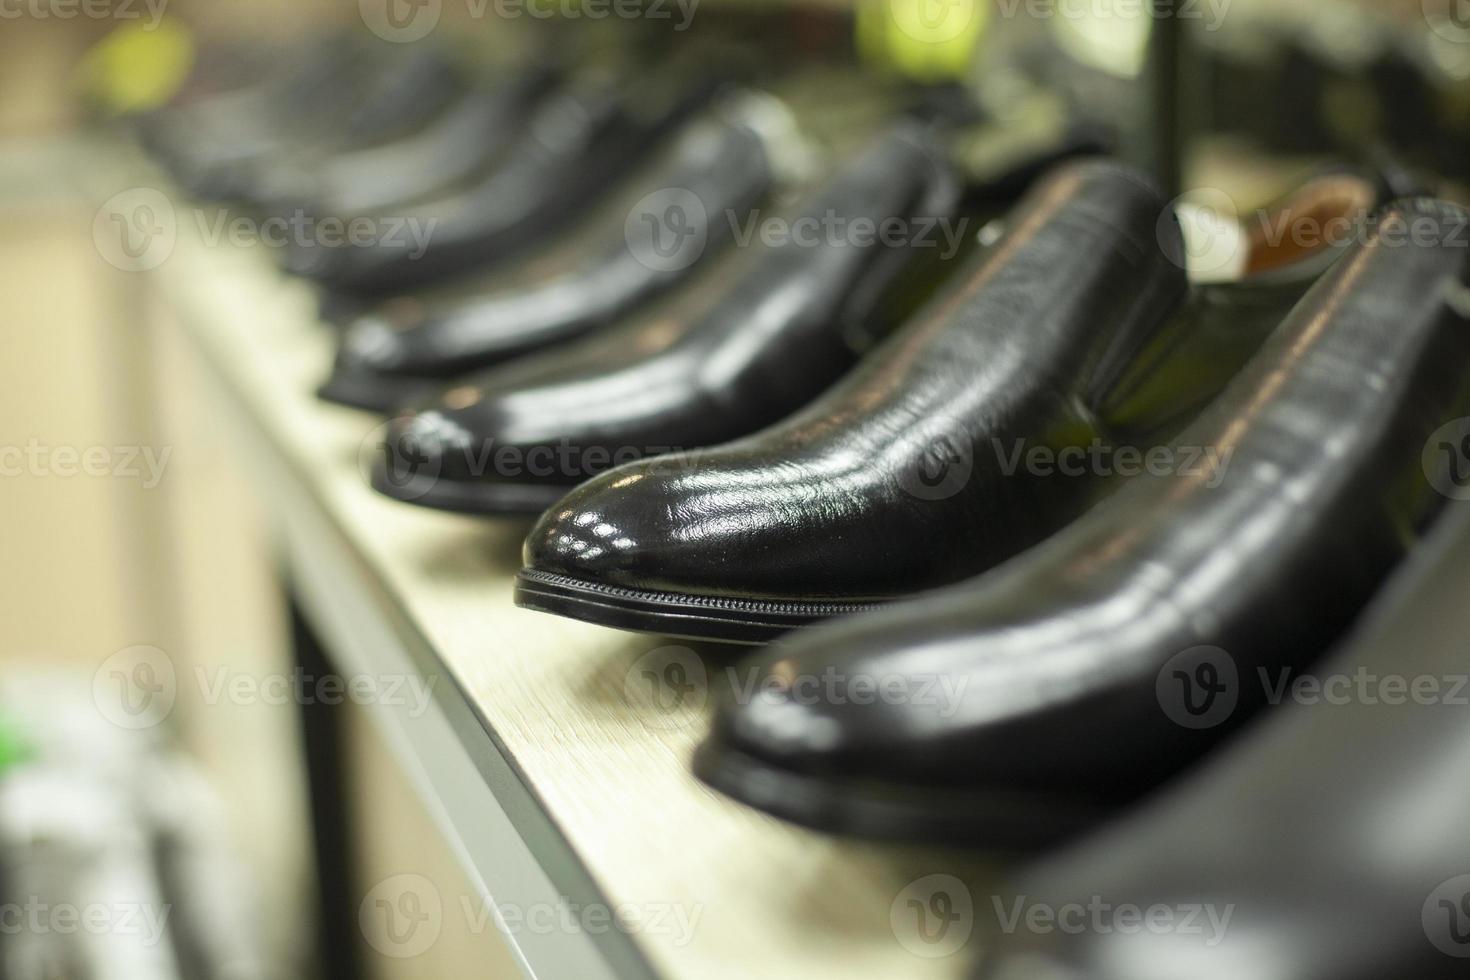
left=168, top=42, right=465, bottom=203
left=248, top=57, right=559, bottom=219
left=975, top=496, right=1470, bottom=979
left=370, top=120, right=964, bottom=512
left=694, top=199, right=1470, bottom=844
left=138, top=33, right=365, bottom=184
left=514, top=160, right=1189, bottom=642
left=318, top=90, right=788, bottom=411
left=283, top=64, right=729, bottom=294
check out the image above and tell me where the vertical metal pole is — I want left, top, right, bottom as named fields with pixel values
left=292, top=596, right=364, bottom=980
left=1147, top=0, right=1184, bottom=195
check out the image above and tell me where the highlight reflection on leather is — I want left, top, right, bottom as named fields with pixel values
left=372, top=122, right=962, bottom=510
left=976, top=501, right=1470, bottom=979
left=321, top=94, right=779, bottom=411
left=286, top=67, right=727, bottom=293
left=696, top=199, right=1470, bottom=842
left=517, top=160, right=1189, bottom=624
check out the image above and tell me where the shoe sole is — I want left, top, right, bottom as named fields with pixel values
left=316, top=367, right=444, bottom=414
left=692, top=739, right=1116, bottom=849
left=371, top=461, right=572, bottom=516
left=513, top=568, right=884, bottom=645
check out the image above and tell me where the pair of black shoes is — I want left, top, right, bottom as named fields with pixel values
left=678, top=196, right=1470, bottom=845
left=509, top=161, right=1394, bottom=641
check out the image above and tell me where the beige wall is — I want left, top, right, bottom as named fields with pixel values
left=0, top=13, right=521, bottom=979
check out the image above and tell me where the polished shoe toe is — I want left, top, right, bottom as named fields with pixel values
left=318, top=314, right=442, bottom=411
left=371, top=409, right=479, bottom=506
left=516, top=460, right=889, bottom=643
left=521, top=472, right=683, bottom=586
left=374, top=399, right=583, bottom=514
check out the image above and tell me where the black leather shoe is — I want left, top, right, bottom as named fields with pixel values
left=139, top=33, right=368, bottom=191
left=282, top=64, right=729, bottom=294
left=167, top=42, right=466, bottom=203
left=370, top=120, right=965, bottom=511
left=245, top=56, right=560, bottom=217
left=974, top=497, right=1470, bottom=979
left=514, top=160, right=1189, bottom=642
left=317, top=90, right=794, bottom=411
left=694, top=200, right=1470, bottom=844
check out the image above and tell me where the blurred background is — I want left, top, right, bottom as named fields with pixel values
left=2, top=0, right=1468, bottom=977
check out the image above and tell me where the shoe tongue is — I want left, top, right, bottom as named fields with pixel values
left=1177, top=200, right=1249, bottom=285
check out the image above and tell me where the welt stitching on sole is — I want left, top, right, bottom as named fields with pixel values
left=516, top=569, right=888, bottom=617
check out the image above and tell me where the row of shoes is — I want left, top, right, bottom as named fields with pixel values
left=138, top=32, right=1470, bottom=979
